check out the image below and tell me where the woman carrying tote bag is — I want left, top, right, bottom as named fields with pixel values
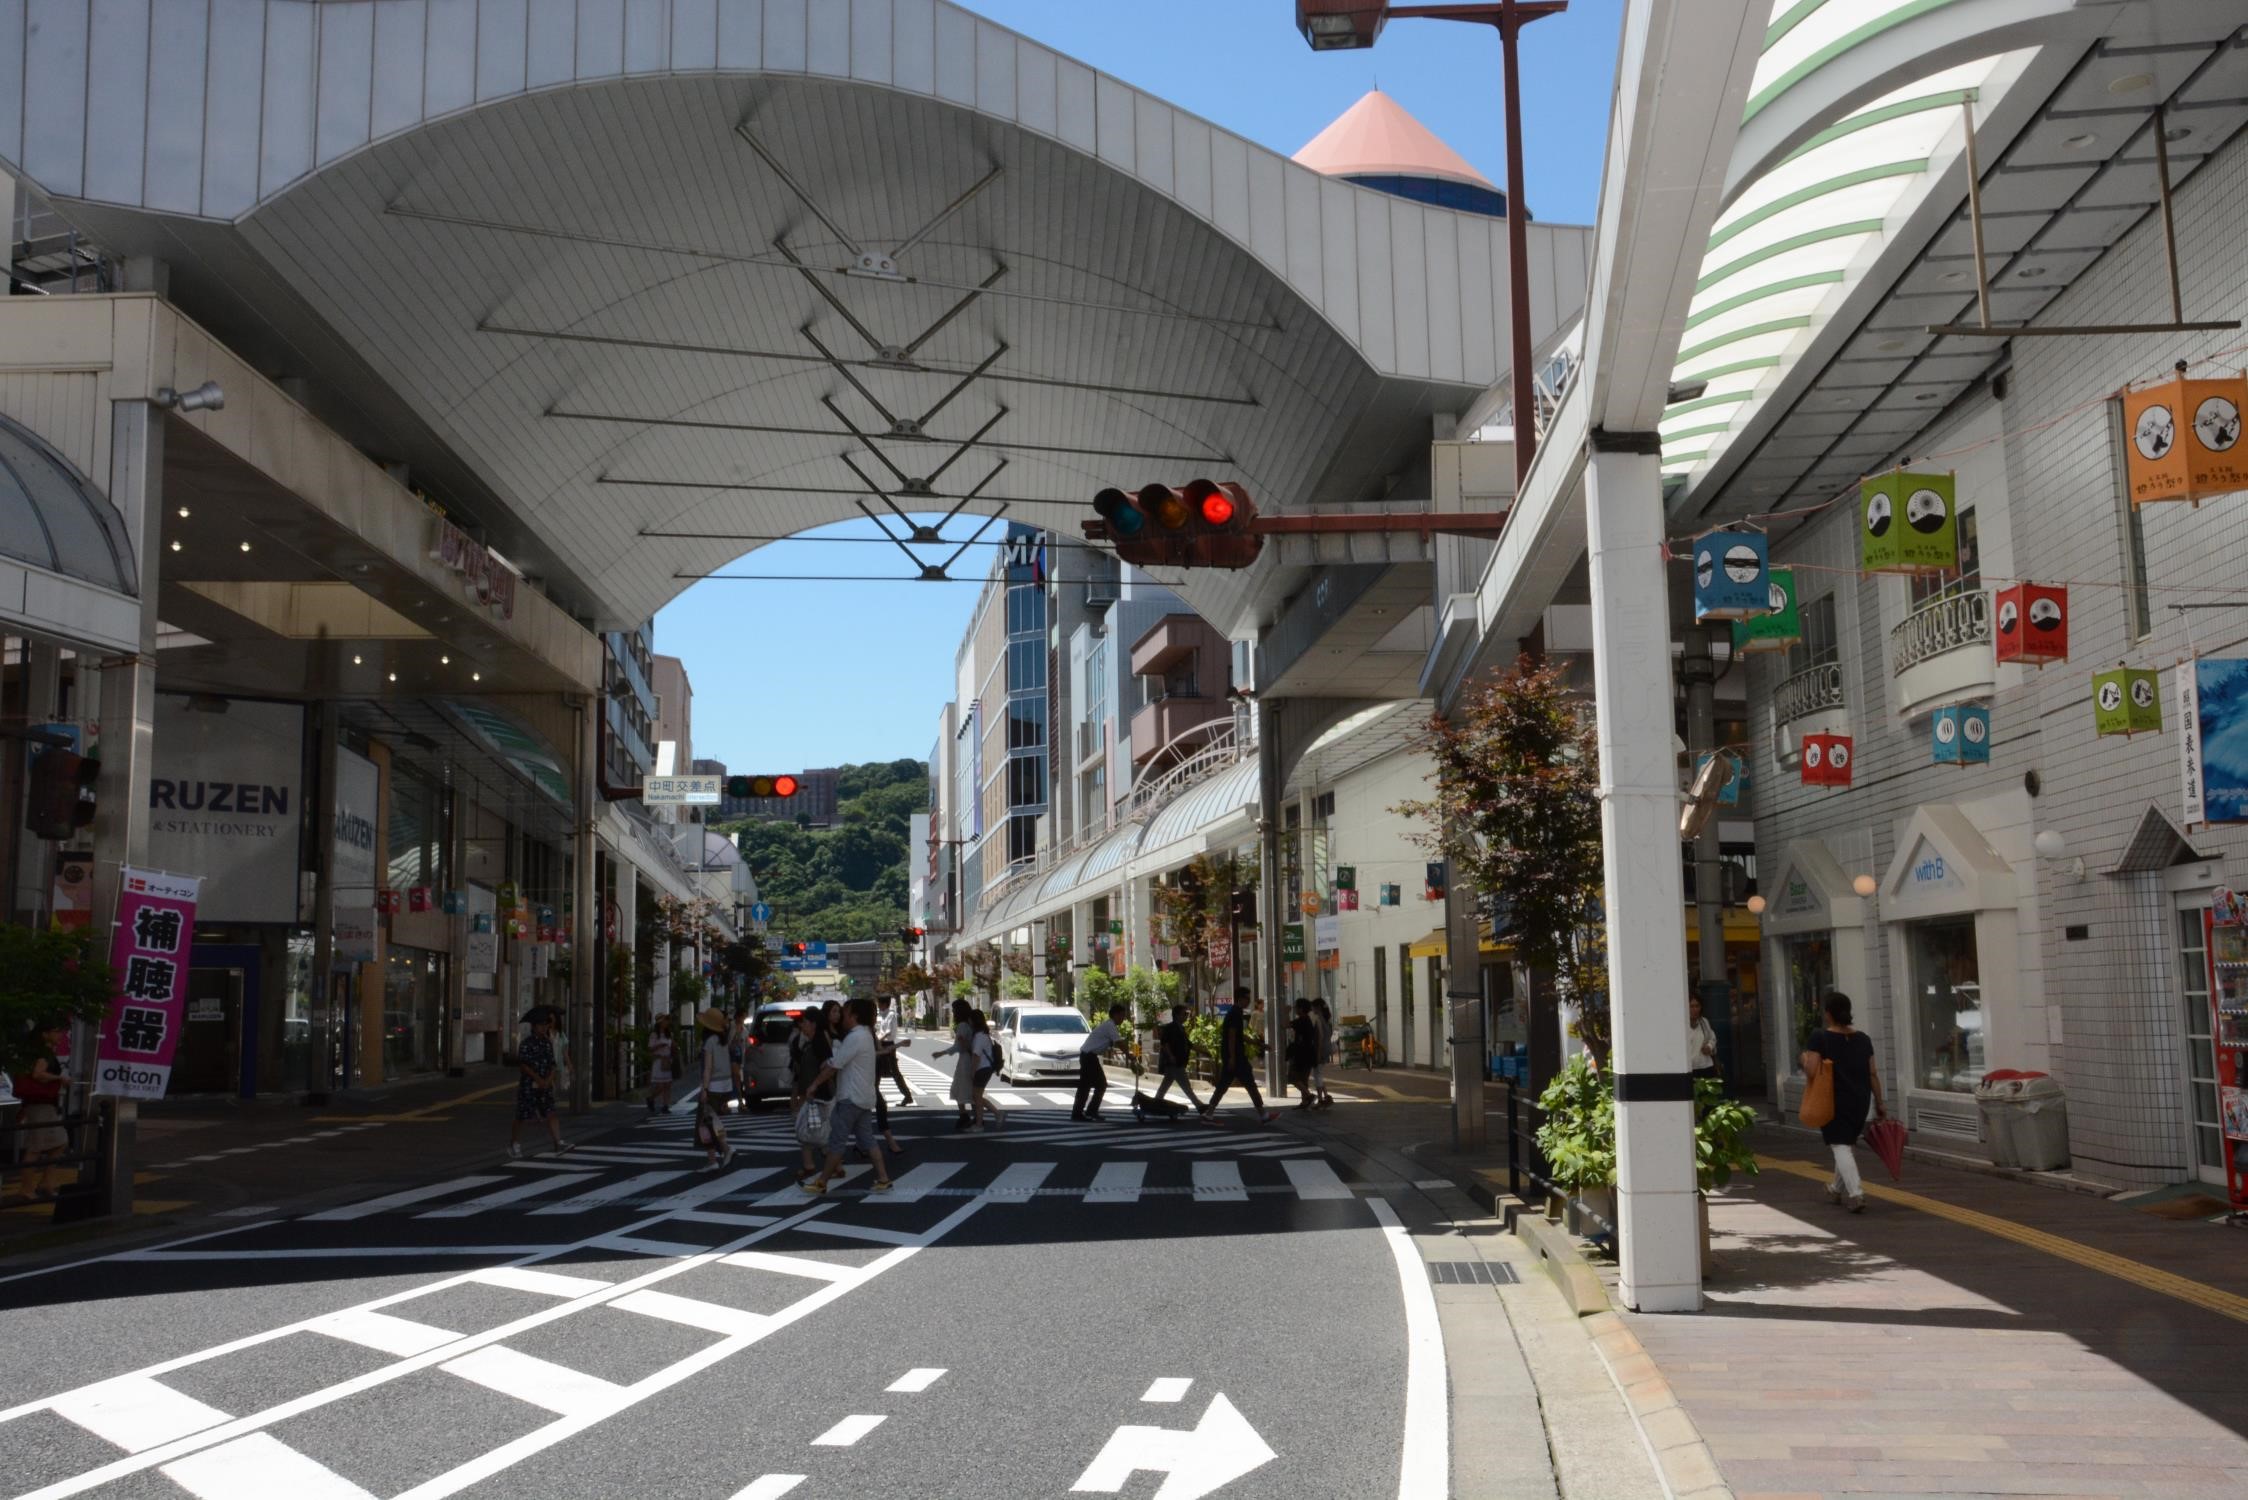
left=1799, top=991, right=1885, bottom=1213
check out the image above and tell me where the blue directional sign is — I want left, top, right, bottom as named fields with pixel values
left=808, top=940, right=828, bottom=957
left=750, top=902, right=772, bottom=923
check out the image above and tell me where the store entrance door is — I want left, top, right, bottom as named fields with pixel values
left=175, top=967, right=242, bottom=1095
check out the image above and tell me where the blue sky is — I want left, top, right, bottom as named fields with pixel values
left=659, top=0, right=1625, bottom=774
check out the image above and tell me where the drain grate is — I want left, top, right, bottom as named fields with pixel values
left=1426, top=1260, right=1519, bottom=1285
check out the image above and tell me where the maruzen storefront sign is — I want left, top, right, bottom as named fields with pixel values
left=430, top=518, right=518, bottom=621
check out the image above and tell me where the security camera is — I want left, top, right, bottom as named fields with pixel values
left=155, top=381, right=225, bottom=413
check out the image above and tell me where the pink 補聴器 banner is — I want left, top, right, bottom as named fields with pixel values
left=94, top=866, right=201, bottom=1099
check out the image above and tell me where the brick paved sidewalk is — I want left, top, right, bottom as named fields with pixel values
left=1623, top=1130, right=2248, bottom=1500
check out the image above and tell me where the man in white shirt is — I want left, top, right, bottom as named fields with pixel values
left=875, top=999, right=914, bottom=1105
left=803, top=998, right=892, bottom=1194
left=1074, top=1003, right=1129, bottom=1122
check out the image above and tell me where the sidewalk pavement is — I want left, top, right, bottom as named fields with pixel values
left=1286, top=1069, right=2248, bottom=1500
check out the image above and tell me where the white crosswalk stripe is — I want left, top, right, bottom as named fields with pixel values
left=531, top=1170, right=690, bottom=1216
left=1087, top=1161, right=1146, bottom=1204
left=304, top=1175, right=506, bottom=1221
left=1193, top=1161, right=1248, bottom=1202
left=418, top=1173, right=597, bottom=1219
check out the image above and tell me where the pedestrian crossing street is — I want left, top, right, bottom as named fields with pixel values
left=294, top=1142, right=1359, bottom=1226
left=650, top=1096, right=1321, bottom=1158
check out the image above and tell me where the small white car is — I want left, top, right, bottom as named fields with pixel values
left=998, top=1006, right=1091, bottom=1084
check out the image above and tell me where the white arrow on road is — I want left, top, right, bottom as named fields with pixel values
left=1070, top=1392, right=1277, bottom=1500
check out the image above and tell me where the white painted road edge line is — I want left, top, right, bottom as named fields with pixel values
left=1141, top=1377, right=1193, bottom=1403
left=886, top=1368, right=946, bottom=1393
left=728, top=1476, right=806, bottom=1499
left=1369, top=1197, right=1449, bottom=1500
left=809, top=1414, right=887, bottom=1447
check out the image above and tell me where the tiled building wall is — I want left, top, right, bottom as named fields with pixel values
left=1752, top=125, right=2248, bottom=1186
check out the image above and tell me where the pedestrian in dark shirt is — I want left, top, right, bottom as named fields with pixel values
left=1287, top=1000, right=1320, bottom=1110
left=507, top=1008, right=574, bottom=1161
left=1203, top=986, right=1278, bottom=1123
left=1800, top=991, right=1885, bottom=1212
left=1150, top=1004, right=1205, bottom=1113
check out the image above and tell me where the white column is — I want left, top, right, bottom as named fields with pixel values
left=1584, top=439, right=1700, bottom=1313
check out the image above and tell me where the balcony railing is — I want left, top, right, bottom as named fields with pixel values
left=1772, top=661, right=1845, bottom=727
left=1891, top=589, right=1990, bottom=676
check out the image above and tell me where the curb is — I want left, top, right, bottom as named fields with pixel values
left=1582, top=1308, right=1736, bottom=1500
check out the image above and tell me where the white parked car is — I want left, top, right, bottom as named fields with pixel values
left=998, top=1005, right=1091, bottom=1084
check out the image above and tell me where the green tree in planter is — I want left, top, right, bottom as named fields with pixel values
left=1000, top=973, right=1033, bottom=1000
left=0, top=924, right=115, bottom=1074
left=1395, top=656, right=1611, bottom=1061
left=1693, top=1077, right=1761, bottom=1192
left=1533, top=1055, right=1616, bottom=1193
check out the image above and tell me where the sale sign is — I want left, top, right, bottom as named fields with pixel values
left=95, top=866, right=201, bottom=1099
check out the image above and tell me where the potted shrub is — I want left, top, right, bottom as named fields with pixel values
left=0, top=923, right=114, bottom=1074
left=1693, top=1076, right=1760, bottom=1272
left=1535, top=1054, right=1616, bottom=1242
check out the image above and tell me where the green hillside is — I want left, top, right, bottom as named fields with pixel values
left=721, top=759, right=927, bottom=943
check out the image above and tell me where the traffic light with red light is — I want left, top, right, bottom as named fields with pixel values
left=1087, top=479, right=1260, bottom=569
left=726, top=774, right=800, bottom=800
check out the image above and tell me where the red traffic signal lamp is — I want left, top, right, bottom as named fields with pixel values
left=1087, top=479, right=1260, bottom=569
left=726, top=774, right=799, bottom=799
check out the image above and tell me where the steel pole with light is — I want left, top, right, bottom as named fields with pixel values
left=1297, top=0, right=1565, bottom=488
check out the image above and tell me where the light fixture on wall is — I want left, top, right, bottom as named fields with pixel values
left=2033, top=828, right=2085, bottom=880
left=1746, top=893, right=1767, bottom=915
left=1852, top=874, right=1878, bottom=898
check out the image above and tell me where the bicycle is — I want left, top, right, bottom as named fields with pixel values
left=1358, top=1033, right=1387, bottom=1070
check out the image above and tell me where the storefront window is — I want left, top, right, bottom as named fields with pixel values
left=2178, top=908, right=2222, bottom=1174
left=1909, top=918, right=1983, bottom=1092
left=280, top=932, right=315, bottom=1089
left=383, top=945, right=444, bottom=1075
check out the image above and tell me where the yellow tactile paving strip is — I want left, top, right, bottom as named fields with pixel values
left=1756, top=1154, right=2248, bottom=1325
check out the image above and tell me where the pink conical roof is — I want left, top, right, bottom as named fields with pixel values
left=1293, top=89, right=1494, bottom=191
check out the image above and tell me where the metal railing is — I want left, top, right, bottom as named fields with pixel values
left=1116, top=720, right=1242, bottom=820
left=1890, top=588, right=1991, bottom=676
left=1772, top=660, right=1845, bottom=727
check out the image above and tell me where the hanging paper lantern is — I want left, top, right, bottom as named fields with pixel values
left=1993, top=583, right=2068, bottom=666
left=1692, top=529, right=1771, bottom=620
left=1932, top=704, right=1991, bottom=765
left=1860, top=469, right=1958, bottom=574
left=1733, top=568, right=1801, bottom=654
left=375, top=888, right=401, bottom=915
left=2092, top=666, right=2162, bottom=736
left=1800, top=732, right=1853, bottom=787
left=2122, top=370, right=2248, bottom=506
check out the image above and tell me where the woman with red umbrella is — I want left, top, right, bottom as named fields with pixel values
left=1799, top=992, right=1887, bottom=1212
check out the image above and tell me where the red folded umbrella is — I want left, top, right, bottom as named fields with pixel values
left=1865, top=1116, right=1908, bottom=1182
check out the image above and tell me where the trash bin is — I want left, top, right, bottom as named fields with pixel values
left=1974, top=1070, right=2071, bottom=1170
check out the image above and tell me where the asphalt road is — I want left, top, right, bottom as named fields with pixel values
left=0, top=1050, right=1429, bottom=1500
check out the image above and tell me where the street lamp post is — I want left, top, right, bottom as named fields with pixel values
left=1296, top=1, right=1565, bottom=489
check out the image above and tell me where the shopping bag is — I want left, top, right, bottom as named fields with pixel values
left=1865, top=1115, right=1907, bottom=1181
left=1798, top=1059, right=1835, bottom=1129
left=794, top=1099, right=830, bottom=1148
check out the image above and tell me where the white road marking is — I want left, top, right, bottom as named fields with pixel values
left=1283, top=1160, right=1353, bottom=1200
left=886, top=1368, right=947, bottom=1393
left=756, top=1165, right=866, bottom=1207
left=1070, top=1393, right=1277, bottom=1499
left=531, top=1170, right=689, bottom=1215
left=49, top=1376, right=229, bottom=1453
left=870, top=1161, right=963, bottom=1203
left=302, top=1176, right=506, bottom=1221
left=719, top=1249, right=859, bottom=1282
left=793, top=1219, right=920, bottom=1246
left=1141, top=1377, right=1193, bottom=1403
left=984, top=1161, right=1056, bottom=1198
left=441, top=1346, right=623, bottom=1417
left=310, top=1309, right=462, bottom=1357
left=418, top=1173, right=597, bottom=1218
left=728, top=1479, right=806, bottom=1500
left=160, top=1432, right=377, bottom=1499
left=1038, top=1090, right=1082, bottom=1109
left=644, top=1167, right=782, bottom=1212
left=211, top=1206, right=276, bottom=1218
left=677, top=1209, right=784, bottom=1228
left=1086, top=1162, right=1147, bottom=1204
left=1370, top=1198, right=1449, bottom=1500
left=119, top=1245, right=566, bottom=1261
left=1192, top=1161, right=1247, bottom=1201
left=810, top=1414, right=886, bottom=1447
left=612, top=1288, right=769, bottom=1337
left=467, top=1266, right=611, bottom=1299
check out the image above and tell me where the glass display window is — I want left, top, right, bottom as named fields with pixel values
left=1909, top=917, right=1983, bottom=1092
